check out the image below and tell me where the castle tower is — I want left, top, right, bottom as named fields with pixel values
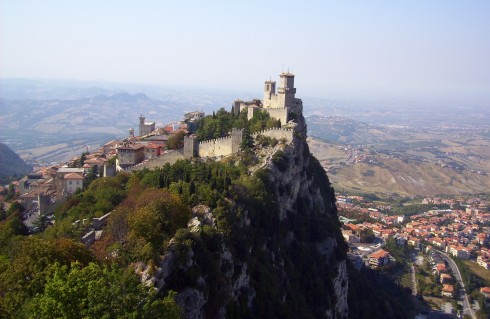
left=231, top=128, right=243, bottom=153
left=277, top=72, right=296, bottom=109
left=263, top=80, right=276, bottom=105
left=139, top=115, right=145, bottom=136
left=129, top=128, right=134, bottom=138
left=184, top=136, right=199, bottom=159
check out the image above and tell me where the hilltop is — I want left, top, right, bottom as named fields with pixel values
left=0, top=73, right=415, bottom=319
left=0, top=143, right=31, bottom=183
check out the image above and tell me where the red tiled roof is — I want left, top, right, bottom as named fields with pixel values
left=369, top=249, right=389, bottom=259
left=481, top=287, right=490, bottom=293
left=64, top=172, right=84, bottom=180
left=442, top=284, right=454, bottom=292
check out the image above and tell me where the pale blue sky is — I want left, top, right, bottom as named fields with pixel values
left=1, top=1, right=489, bottom=103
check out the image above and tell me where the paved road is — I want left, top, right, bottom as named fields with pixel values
left=411, top=263, right=418, bottom=295
left=435, top=250, right=475, bottom=319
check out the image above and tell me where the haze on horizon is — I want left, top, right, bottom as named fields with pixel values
left=1, top=1, right=489, bottom=105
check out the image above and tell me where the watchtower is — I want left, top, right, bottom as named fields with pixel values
left=231, top=128, right=243, bottom=153
left=184, top=136, right=199, bottom=159
left=139, top=115, right=145, bottom=136
left=277, top=72, right=296, bottom=109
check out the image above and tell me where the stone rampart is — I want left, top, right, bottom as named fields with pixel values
left=265, top=107, right=288, bottom=124
left=252, top=127, right=294, bottom=142
left=198, top=136, right=234, bottom=157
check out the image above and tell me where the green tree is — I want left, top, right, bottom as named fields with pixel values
left=240, top=127, right=254, bottom=152
left=167, top=131, right=186, bottom=150
left=359, top=228, right=376, bottom=243
left=79, top=151, right=89, bottom=167
left=128, top=189, right=191, bottom=257
left=6, top=201, right=24, bottom=216
left=28, top=262, right=181, bottom=319
left=0, top=237, right=94, bottom=318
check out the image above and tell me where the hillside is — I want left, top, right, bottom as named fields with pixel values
left=0, top=143, right=31, bottom=181
left=0, top=100, right=414, bottom=318
left=307, top=112, right=490, bottom=197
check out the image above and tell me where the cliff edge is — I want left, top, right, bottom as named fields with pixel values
left=150, top=100, right=349, bottom=319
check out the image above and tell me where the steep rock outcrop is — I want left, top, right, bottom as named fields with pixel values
left=154, top=104, right=348, bottom=318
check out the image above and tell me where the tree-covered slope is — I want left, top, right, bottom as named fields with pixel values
left=0, top=143, right=31, bottom=182
left=0, top=107, right=415, bottom=319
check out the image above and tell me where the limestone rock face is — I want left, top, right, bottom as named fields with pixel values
left=152, top=101, right=348, bottom=319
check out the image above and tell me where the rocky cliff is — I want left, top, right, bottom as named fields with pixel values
left=148, top=106, right=348, bottom=318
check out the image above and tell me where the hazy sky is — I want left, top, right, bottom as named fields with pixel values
left=1, top=1, right=489, bottom=103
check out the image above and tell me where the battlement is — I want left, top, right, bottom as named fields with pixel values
left=252, top=127, right=293, bottom=135
left=199, top=136, right=232, bottom=146
left=252, top=127, right=294, bottom=142
left=183, top=71, right=302, bottom=159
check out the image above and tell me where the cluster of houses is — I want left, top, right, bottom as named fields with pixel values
left=7, top=111, right=205, bottom=222
left=338, top=194, right=490, bottom=266
left=11, top=151, right=115, bottom=217
left=338, top=194, right=490, bottom=299
left=115, top=112, right=203, bottom=170
left=429, top=253, right=457, bottom=298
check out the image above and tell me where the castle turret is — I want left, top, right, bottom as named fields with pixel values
left=264, top=80, right=276, bottom=102
left=129, top=128, right=135, bottom=138
left=138, top=114, right=155, bottom=136
left=277, top=72, right=296, bottom=109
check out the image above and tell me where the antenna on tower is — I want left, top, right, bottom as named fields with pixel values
left=282, top=64, right=284, bottom=73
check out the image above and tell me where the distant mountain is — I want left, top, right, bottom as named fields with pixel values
left=0, top=143, right=31, bottom=180
left=0, top=93, right=178, bottom=138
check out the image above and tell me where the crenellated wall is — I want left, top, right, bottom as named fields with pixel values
left=198, top=136, right=235, bottom=157
left=252, top=127, right=294, bottom=142
left=184, top=127, right=294, bottom=159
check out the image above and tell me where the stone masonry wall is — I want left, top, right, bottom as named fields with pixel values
left=252, top=127, right=294, bottom=142
left=198, top=136, right=234, bottom=157
left=264, top=107, right=288, bottom=125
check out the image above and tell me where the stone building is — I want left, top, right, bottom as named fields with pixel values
left=116, top=143, right=145, bottom=170
left=185, top=71, right=300, bottom=159
left=139, top=115, right=156, bottom=136
left=63, top=172, right=84, bottom=194
left=232, top=72, right=302, bottom=125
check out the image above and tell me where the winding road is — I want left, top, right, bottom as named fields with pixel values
left=435, top=250, right=476, bottom=319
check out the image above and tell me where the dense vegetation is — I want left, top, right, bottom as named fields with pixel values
left=0, top=173, right=182, bottom=318
left=0, top=108, right=419, bottom=318
left=196, top=108, right=280, bottom=141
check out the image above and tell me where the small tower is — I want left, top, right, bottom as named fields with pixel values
left=184, top=136, right=199, bottom=159
left=264, top=80, right=276, bottom=100
left=139, top=115, right=146, bottom=136
left=129, top=128, right=134, bottom=138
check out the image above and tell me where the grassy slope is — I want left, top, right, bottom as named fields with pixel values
left=308, top=138, right=490, bottom=196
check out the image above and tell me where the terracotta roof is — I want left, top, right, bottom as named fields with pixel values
left=480, top=287, right=490, bottom=293
left=64, top=172, right=84, bottom=180
left=346, top=223, right=360, bottom=231
left=369, top=249, right=389, bottom=259
left=442, top=284, right=454, bottom=292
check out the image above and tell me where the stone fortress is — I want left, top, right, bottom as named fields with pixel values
left=138, top=115, right=156, bottom=136
left=184, top=72, right=302, bottom=159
